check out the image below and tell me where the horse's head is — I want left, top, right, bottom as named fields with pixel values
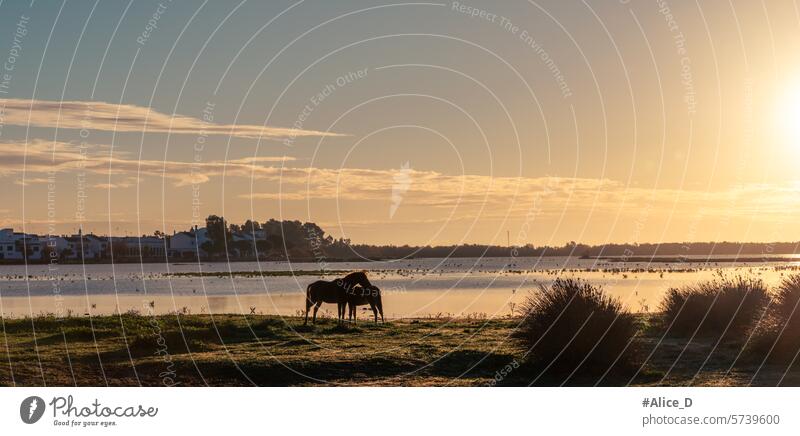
left=342, top=271, right=372, bottom=288
left=366, top=285, right=381, bottom=297
left=368, top=285, right=384, bottom=322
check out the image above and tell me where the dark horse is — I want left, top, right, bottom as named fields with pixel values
left=345, top=284, right=385, bottom=324
left=304, top=272, right=373, bottom=325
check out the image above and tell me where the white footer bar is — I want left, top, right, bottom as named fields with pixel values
left=1, top=388, right=796, bottom=435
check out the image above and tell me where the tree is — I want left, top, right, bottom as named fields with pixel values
left=255, top=239, right=271, bottom=255
left=200, top=241, right=214, bottom=257
left=243, top=219, right=260, bottom=235
left=111, top=241, right=129, bottom=258
left=232, top=239, right=253, bottom=257
left=205, top=215, right=230, bottom=255
left=41, top=242, right=56, bottom=262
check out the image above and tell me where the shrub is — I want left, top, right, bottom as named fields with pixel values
left=512, top=278, right=638, bottom=373
left=659, top=276, right=768, bottom=338
left=749, top=274, right=800, bottom=363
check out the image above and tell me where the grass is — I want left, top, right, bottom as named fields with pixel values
left=659, top=276, right=769, bottom=339
left=1, top=311, right=799, bottom=386
left=5, top=275, right=800, bottom=386
left=0, top=314, right=524, bottom=386
left=512, top=279, right=639, bottom=377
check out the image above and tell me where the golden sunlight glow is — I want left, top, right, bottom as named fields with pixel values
left=778, top=84, right=800, bottom=146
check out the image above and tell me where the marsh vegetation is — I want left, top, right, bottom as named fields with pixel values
left=4, top=275, right=800, bottom=386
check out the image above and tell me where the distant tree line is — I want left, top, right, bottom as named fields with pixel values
left=201, top=215, right=353, bottom=260
left=339, top=241, right=800, bottom=259
left=204, top=216, right=800, bottom=260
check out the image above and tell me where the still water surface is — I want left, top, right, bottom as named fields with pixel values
left=1, top=256, right=797, bottom=318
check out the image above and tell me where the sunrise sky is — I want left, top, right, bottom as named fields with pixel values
left=1, top=0, right=799, bottom=245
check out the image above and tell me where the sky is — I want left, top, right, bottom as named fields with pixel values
left=0, top=0, right=799, bottom=246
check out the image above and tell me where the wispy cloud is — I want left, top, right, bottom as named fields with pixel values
left=240, top=166, right=800, bottom=221
left=0, top=139, right=296, bottom=187
left=0, top=98, right=346, bottom=140
left=4, top=139, right=799, bottom=225
left=92, top=182, right=135, bottom=189
left=13, top=177, right=52, bottom=186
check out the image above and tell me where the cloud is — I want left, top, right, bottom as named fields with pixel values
left=13, top=177, right=52, bottom=186
left=3, top=139, right=799, bottom=226
left=0, top=98, right=346, bottom=140
left=239, top=166, right=800, bottom=222
left=92, top=182, right=134, bottom=189
left=240, top=166, right=620, bottom=207
left=0, top=139, right=297, bottom=187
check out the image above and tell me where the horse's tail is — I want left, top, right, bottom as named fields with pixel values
left=306, top=283, right=313, bottom=303
left=374, top=288, right=385, bottom=322
left=303, top=283, right=314, bottom=325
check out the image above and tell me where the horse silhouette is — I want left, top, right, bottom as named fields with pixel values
left=304, top=272, right=374, bottom=325
left=345, top=284, right=385, bottom=323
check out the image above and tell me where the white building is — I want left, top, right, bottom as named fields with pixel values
left=60, top=232, right=109, bottom=260
left=42, top=235, right=70, bottom=259
left=0, top=228, right=44, bottom=260
left=168, top=227, right=210, bottom=258
left=0, top=228, right=23, bottom=260
left=110, top=236, right=167, bottom=258
left=23, top=234, right=43, bottom=260
left=84, top=234, right=109, bottom=259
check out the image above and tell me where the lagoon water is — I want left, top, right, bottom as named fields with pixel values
left=1, top=256, right=798, bottom=319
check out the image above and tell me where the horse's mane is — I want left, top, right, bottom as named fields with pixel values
left=342, top=271, right=372, bottom=287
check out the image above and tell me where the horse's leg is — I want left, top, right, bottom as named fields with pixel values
left=370, top=302, right=378, bottom=323
left=304, top=298, right=312, bottom=325
left=312, top=302, right=322, bottom=324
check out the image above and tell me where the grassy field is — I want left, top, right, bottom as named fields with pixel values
left=0, top=313, right=798, bottom=386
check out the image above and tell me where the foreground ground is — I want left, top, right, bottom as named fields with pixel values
left=1, top=313, right=798, bottom=386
